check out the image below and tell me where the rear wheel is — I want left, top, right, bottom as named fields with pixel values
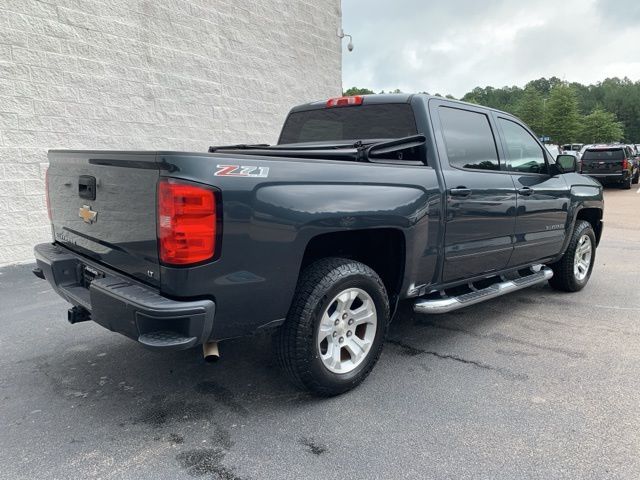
left=622, top=174, right=632, bottom=189
left=548, top=220, right=596, bottom=292
left=276, top=258, right=389, bottom=396
left=632, top=170, right=639, bottom=185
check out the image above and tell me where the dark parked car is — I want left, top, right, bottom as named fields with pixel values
left=628, top=145, right=640, bottom=179
left=581, top=145, right=638, bottom=188
left=34, top=94, right=604, bottom=396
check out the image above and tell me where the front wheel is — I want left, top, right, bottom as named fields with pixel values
left=548, top=220, right=596, bottom=292
left=276, top=258, right=389, bottom=396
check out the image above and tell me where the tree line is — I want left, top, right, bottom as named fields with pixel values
left=344, top=77, right=640, bottom=144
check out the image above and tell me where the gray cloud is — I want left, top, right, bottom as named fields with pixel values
left=342, top=0, right=640, bottom=97
left=595, top=0, right=640, bottom=25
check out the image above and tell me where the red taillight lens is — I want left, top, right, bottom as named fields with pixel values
left=45, top=167, right=52, bottom=221
left=157, top=179, right=217, bottom=265
left=326, top=95, right=363, bottom=108
left=622, top=158, right=628, bottom=169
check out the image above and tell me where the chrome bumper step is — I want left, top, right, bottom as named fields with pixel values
left=413, top=267, right=553, bottom=314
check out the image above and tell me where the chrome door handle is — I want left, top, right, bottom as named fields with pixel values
left=517, top=187, right=534, bottom=196
left=450, top=187, right=472, bottom=197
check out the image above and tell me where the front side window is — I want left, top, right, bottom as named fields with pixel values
left=498, top=118, right=547, bottom=174
left=438, top=106, right=500, bottom=171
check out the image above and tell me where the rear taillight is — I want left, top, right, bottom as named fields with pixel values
left=45, top=167, right=52, bottom=221
left=622, top=158, right=628, bottom=169
left=157, top=179, right=218, bottom=265
left=326, top=95, right=363, bottom=108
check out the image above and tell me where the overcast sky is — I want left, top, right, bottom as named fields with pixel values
left=341, top=0, right=640, bottom=98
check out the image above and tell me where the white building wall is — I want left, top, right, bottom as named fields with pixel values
left=0, top=0, right=342, bottom=265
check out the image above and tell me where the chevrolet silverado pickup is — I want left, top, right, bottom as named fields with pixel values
left=34, top=94, right=604, bottom=396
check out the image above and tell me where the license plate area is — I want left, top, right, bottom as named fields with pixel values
left=80, top=264, right=104, bottom=289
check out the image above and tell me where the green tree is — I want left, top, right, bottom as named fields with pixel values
left=524, top=76, right=562, bottom=96
left=545, top=84, right=581, bottom=145
left=458, top=77, right=640, bottom=142
left=343, top=87, right=375, bottom=96
left=578, top=108, right=624, bottom=143
left=515, top=86, right=545, bottom=135
left=461, top=85, right=523, bottom=113
left=341, top=78, right=640, bottom=142
left=598, top=77, right=640, bottom=141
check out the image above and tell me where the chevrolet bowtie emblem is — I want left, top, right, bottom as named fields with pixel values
left=79, top=205, right=97, bottom=224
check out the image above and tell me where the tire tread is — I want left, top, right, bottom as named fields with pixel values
left=276, top=257, right=389, bottom=396
left=548, top=220, right=595, bottom=292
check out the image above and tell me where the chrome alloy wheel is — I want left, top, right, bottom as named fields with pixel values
left=317, top=288, right=377, bottom=374
left=573, top=234, right=592, bottom=281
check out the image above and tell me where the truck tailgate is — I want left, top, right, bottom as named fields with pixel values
left=581, top=148, right=624, bottom=174
left=47, top=151, right=161, bottom=287
left=582, top=159, right=623, bottom=173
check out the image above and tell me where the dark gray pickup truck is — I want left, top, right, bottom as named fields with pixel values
left=34, top=94, right=604, bottom=396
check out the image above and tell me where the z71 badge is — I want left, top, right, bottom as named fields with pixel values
left=215, top=165, right=269, bottom=178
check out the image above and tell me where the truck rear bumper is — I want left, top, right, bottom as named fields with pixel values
left=583, top=172, right=627, bottom=184
left=34, top=243, right=215, bottom=351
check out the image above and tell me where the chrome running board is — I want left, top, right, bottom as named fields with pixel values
left=413, top=267, right=553, bottom=314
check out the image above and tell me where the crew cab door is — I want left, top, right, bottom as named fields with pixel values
left=431, top=101, right=517, bottom=283
left=493, top=116, right=571, bottom=266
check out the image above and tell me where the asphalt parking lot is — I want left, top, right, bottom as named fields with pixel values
left=1, top=187, right=639, bottom=480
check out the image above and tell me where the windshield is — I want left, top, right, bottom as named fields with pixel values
left=278, top=104, right=418, bottom=144
left=582, top=149, right=624, bottom=161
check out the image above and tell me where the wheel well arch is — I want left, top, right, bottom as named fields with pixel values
left=576, top=207, right=603, bottom=245
left=299, top=228, right=406, bottom=298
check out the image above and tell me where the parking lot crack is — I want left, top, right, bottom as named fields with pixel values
left=414, top=320, right=585, bottom=358
left=388, top=339, right=528, bottom=380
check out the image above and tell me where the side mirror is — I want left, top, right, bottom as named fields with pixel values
left=557, top=154, right=577, bottom=173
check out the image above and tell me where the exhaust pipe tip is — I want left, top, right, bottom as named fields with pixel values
left=203, top=342, right=220, bottom=363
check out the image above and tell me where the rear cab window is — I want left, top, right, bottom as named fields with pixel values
left=278, top=104, right=418, bottom=144
left=582, top=148, right=624, bottom=161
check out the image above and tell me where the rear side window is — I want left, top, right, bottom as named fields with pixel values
left=438, top=106, right=500, bottom=171
left=278, top=104, right=418, bottom=144
left=582, top=149, right=624, bottom=161
left=498, top=118, right=547, bottom=174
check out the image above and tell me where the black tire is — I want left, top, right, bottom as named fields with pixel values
left=622, top=175, right=632, bottom=189
left=632, top=171, right=639, bottom=185
left=548, top=220, right=596, bottom=292
left=276, top=257, right=390, bottom=396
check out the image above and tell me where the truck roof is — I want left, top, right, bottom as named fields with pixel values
left=288, top=93, right=514, bottom=118
left=289, top=93, right=415, bottom=113
left=586, top=144, right=624, bottom=150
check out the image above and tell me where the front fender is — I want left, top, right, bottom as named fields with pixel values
left=557, top=177, right=603, bottom=257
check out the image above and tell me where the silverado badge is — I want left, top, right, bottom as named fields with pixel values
left=79, top=205, right=97, bottom=224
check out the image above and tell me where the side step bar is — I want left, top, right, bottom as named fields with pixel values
left=413, top=267, right=553, bottom=314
